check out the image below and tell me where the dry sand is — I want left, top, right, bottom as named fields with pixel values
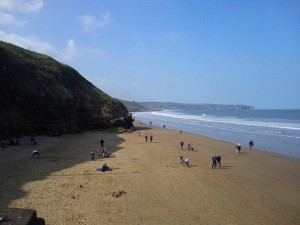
left=1, top=122, right=300, bottom=225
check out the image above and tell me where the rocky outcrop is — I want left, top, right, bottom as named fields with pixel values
left=0, top=41, right=133, bottom=136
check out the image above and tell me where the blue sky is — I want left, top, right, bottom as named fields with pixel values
left=0, top=0, right=299, bottom=109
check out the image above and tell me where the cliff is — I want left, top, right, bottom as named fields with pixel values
left=0, top=41, right=133, bottom=136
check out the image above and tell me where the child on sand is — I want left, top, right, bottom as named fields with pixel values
left=180, top=156, right=184, bottom=163
left=185, top=157, right=190, bottom=167
left=32, top=149, right=40, bottom=157
left=90, top=151, right=95, bottom=160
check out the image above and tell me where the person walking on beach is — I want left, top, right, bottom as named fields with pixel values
left=212, top=155, right=217, bottom=169
left=180, top=141, right=184, bottom=150
left=145, top=135, right=148, bottom=142
left=216, top=155, right=221, bottom=167
left=187, top=141, right=191, bottom=151
left=185, top=157, right=191, bottom=167
left=236, top=144, right=241, bottom=153
left=249, top=140, right=254, bottom=149
left=150, top=135, right=153, bottom=142
left=100, top=139, right=104, bottom=147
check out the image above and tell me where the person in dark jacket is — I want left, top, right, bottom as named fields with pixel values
left=100, top=139, right=104, bottom=147
left=212, top=155, right=217, bottom=169
left=216, top=155, right=221, bottom=167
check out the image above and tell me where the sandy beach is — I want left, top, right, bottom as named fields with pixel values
left=1, top=122, right=300, bottom=225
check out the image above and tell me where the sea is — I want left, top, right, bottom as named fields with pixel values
left=132, top=109, right=300, bottom=159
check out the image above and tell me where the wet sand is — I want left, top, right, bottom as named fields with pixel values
left=1, top=122, right=300, bottom=225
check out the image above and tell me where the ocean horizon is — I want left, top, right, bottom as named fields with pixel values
left=132, top=109, right=300, bottom=159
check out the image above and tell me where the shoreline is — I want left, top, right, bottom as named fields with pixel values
left=149, top=122, right=300, bottom=162
left=132, top=110, right=300, bottom=159
left=1, top=122, right=300, bottom=224
left=175, top=128, right=300, bottom=160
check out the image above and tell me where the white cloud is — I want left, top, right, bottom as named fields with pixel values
left=0, top=30, right=105, bottom=62
left=0, top=30, right=78, bottom=61
left=59, top=39, right=78, bottom=60
left=79, top=12, right=111, bottom=31
left=0, top=0, right=44, bottom=27
left=0, top=11, right=27, bottom=26
left=0, top=30, right=54, bottom=52
left=0, top=0, right=44, bottom=13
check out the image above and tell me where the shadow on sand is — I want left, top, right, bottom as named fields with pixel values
left=220, top=165, right=233, bottom=169
left=134, top=126, right=152, bottom=131
left=236, top=152, right=249, bottom=155
left=188, top=164, right=197, bottom=168
left=0, top=130, right=126, bottom=208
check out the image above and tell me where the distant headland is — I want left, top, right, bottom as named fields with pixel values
left=120, top=100, right=254, bottom=112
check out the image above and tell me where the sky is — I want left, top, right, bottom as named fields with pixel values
left=0, top=0, right=299, bottom=109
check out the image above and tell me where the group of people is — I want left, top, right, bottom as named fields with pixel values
left=180, top=156, right=191, bottom=167
left=235, top=140, right=255, bottom=154
left=179, top=140, right=193, bottom=167
left=2, top=137, right=34, bottom=149
left=235, top=144, right=242, bottom=154
left=28, top=121, right=255, bottom=173
left=97, top=121, right=254, bottom=172
left=95, top=138, right=113, bottom=172
left=99, top=148, right=113, bottom=158
left=180, top=141, right=193, bottom=151
left=91, top=139, right=113, bottom=160
left=1, top=136, right=40, bottom=158
left=145, top=135, right=153, bottom=142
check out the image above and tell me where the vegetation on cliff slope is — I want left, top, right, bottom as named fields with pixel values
left=0, top=41, right=133, bottom=136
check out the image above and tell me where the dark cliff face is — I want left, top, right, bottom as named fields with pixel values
left=0, top=41, right=133, bottom=136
